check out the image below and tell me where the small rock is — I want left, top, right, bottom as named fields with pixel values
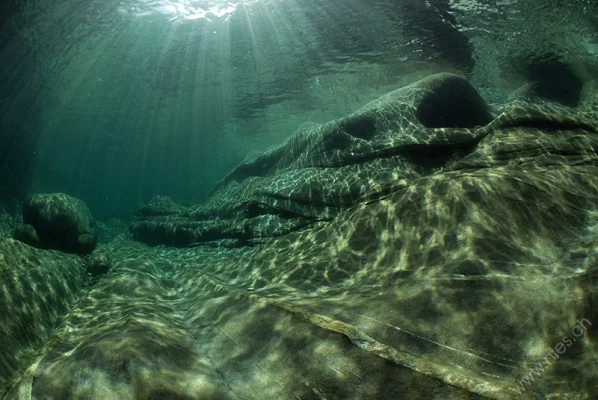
left=78, top=234, right=97, bottom=254
left=14, top=224, right=40, bottom=247
left=87, top=247, right=112, bottom=278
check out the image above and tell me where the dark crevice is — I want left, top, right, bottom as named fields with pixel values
left=265, top=191, right=345, bottom=211
left=416, top=75, right=493, bottom=129
left=320, top=139, right=482, bottom=170
left=524, top=54, right=583, bottom=107
left=339, top=115, right=377, bottom=141
left=399, top=142, right=480, bottom=169
left=321, top=130, right=353, bottom=151
left=501, top=117, right=598, bottom=133
left=242, top=200, right=309, bottom=219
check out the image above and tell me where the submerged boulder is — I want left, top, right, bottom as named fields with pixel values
left=86, top=246, right=112, bottom=279
left=14, top=223, right=39, bottom=247
left=17, top=193, right=98, bottom=254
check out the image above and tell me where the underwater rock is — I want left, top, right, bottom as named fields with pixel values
left=3, top=73, right=598, bottom=398
left=20, top=193, right=98, bottom=255
left=135, top=195, right=186, bottom=217
left=86, top=246, right=112, bottom=278
left=14, top=223, right=39, bottom=247
left=0, top=238, right=87, bottom=392
left=131, top=73, right=495, bottom=247
left=77, top=233, right=96, bottom=254
left=522, top=54, right=583, bottom=107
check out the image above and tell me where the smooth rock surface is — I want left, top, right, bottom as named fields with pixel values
left=0, top=239, right=88, bottom=393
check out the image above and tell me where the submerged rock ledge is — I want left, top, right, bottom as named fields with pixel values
left=2, top=73, right=598, bottom=399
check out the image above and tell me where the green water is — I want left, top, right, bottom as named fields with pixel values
left=0, top=0, right=592, bottom=218
left=1, top=1, right=598, bottom=399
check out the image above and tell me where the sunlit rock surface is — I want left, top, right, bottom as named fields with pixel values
left=0, top=239, right=87, bottom=393
left=2, top=73, right=598, bottom=399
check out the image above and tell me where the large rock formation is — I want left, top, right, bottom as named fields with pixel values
left=130, top=74, right=496, bottom=247
left=2, top=73, right=598, bottom=399
left=16, top=193, right=98, bottom=254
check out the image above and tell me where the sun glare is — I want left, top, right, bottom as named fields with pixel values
left=119, top=0, right=261, bottom=21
